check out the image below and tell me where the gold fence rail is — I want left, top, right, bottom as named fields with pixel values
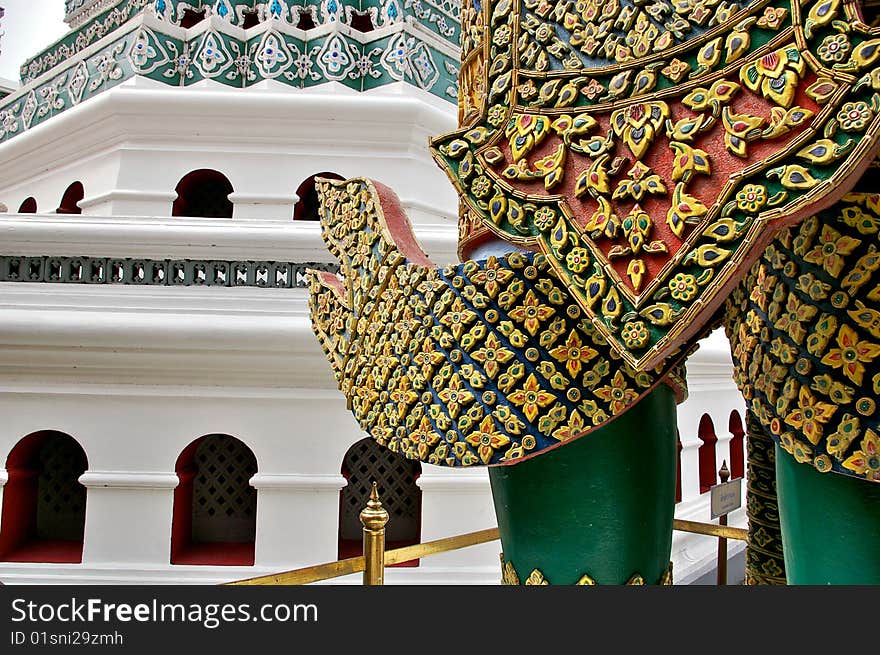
left=228, top=479, right=747, bottom=587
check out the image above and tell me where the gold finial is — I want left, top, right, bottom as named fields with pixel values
left=719, top=459, right=730, bottom=483
left=359, top=482, right=389, bottom=531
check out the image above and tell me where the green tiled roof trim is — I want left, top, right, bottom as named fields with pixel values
left=0, top=6, right=459, bottom=145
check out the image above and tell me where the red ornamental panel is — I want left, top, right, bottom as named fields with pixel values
left=433, top=0, right=880, bottom=371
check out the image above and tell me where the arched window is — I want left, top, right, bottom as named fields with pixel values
left=18, top=197, right=37, bottom=213
left=241, top=8, right=260, bottom=28
left=294, top=6, right=316, bottom=30
left=0, top=431, right=88, bottom=563
left=171, top=434, right=257, bottom=565
left=338, top=438, right=421, bottom=566
left=293, top=172, right=344, bottom=221
left=349, top=10, right=375, bottom=32
left=728, top=410, right=745, bottom=480
left=171, top=169, right=234, bottom=218
left=697, top=414, right=718, bottom=494
left=179, top=7, right=206, bottom=28
left=56, top=182, right=84, bottom=215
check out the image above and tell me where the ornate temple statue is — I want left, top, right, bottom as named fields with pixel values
left=309, top=0, right=880, bottom=584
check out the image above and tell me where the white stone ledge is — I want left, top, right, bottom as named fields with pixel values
left=78, top=190, right=179, bottom=210
left=0, top=214, right=333, bottom=262
left=227, top=192, right=300, bottom=205
left=248, top=473, right=347, bottom=491
left=0, top=213, right=456, bottom=263
left=416, top=473, right=492, bottom=492
left=78, top=471, right=180, bottom=490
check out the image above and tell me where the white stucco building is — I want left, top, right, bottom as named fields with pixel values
left=0, top=0, right=746, bottom=586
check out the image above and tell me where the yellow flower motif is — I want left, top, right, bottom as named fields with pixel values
left=548, top=330, right=598, bottom=377
left=388, top=375, right=419, bottom=419
left=470, top=332, right=515, bottom=379
left=593, top=370, right=640, bottom=415
left=803, top=224, right=861, bottom=278
left=773, top=292, right=818, bottom=345
left=784, top=386, right=837, bottom=446
left=820, top=324, right=880, bottom=385
left=620, top=320, right=650, bottom=349
left=756, top=6, right=787, bottom=30
left=740, top=47, right=806, bottom=108
left=661, top=58, right=691, bottom=82
left=566, top=247, right=591, bottom=274
left=753, top=355, right=786, bottom=404
left=412, top=340, right=446, bottom=378
left=508, top=290, right=555, bottom=336
left=736, top=184, right=768, bottom=212
left=842, top=429, right=880, bottom=481
left=469, top=256, right=514, bottom=298
left=837, top=101, right=873, bottom=132
left=437, top=373, right=475, bottom=419
left=509, top=373, right=556, bottom=422
left=464, top=415, right=510, bottom=464
left=409, top=415, right=440, bottom=459
left=551, top=409, right=587, bottom=442
left=439, top=297, right=478, bottom=340
left=668, top=272, right=698, bottom=302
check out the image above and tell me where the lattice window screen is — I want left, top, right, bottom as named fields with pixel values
left=192, top=435, right=257, bottom=543
left=340, top=438, right=421, bottom=543
left=36, top=433, right=87, bottom=540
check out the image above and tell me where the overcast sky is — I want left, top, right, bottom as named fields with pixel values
left=0, top=0, right=69, bottom=83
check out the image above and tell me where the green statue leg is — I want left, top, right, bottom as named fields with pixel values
left=488, top=385, right=677, bottom=585
left=776, top=446, right=880, bottom=584
left=744, top=411, right=787, bottom=585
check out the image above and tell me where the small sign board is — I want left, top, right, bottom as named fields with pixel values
left=710, top=478, right=742, bottom=519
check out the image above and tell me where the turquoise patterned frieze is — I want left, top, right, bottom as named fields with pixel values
left=65, top=1, right=123, bottom=29
left=24, top=0, right=459, bottom=85
left=22, top=0, right=150, bottom=84
left=1, top=30, right=133, bottom=141
left=1, top=8, right=459, bottom=145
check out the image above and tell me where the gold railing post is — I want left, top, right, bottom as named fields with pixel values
left=359, top=481, right=389, bottom=586
left=716, top=460, right=730, bottom=586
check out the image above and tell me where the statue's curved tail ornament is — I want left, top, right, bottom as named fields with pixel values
left=308, top=177, right=690, bottom=468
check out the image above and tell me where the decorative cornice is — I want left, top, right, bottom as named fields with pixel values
left=4, top=6, right=461, bottom=147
